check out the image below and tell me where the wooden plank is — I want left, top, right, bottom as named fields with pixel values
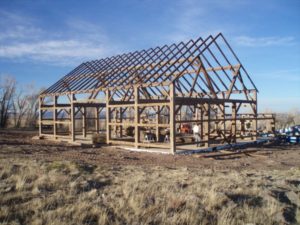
left=109, top=140, right=135, bottom=146
left=201, top=149, right=258, bottom=158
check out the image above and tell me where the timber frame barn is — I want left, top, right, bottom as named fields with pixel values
left=39, top=33, right=275, bottom=154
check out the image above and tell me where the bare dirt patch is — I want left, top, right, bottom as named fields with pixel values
left=0, top=129, right=300, bottom=171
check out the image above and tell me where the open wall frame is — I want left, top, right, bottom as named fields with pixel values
left=39, top=33, right=275, bottom=153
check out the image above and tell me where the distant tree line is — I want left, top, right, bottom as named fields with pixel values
left=0, top=75, right=43, bottom=129
left=275, top=109, right=300, bottom=129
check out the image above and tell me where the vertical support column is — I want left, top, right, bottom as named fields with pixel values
left=134, top=86, right=140, bottom=148
left=113, top=109, right=118, bottom=137
left=252, top=91, right=258, bottom=140
left=82, top=107, right=86, bottom=138
left=223, top=103, right=226, bottom=137
left=105, top=90, right=111, bottom=144
left=200, top=106, right=204, bottom=141
left=39, top=97, right=42, bottom=136
left=70, top=94, right=75, bottom=142
left=95, top=107, right=99, bottom=133
left=221, top=103, right=226, bottom=139
left=53, top=96, right=57, bottom=139
left=119, top=108, right=123, bottom=137
left=169, top=83, right=176, bottom=154
left=203, top=103, right=210, bottom=147
left=195, top=106, right=199, bottom=121
left=179, top=105, right=182, bottom=121
left=241, top=119, right=245, bottom=139
left=156, top=105, right=160, bottom=142
left=232, top=103, right=237, bottom=143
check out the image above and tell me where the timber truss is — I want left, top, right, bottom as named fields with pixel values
left=39, top=33, right=275, bottom=153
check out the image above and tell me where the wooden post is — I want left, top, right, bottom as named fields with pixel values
left=53, top=96, right=57, bottom=139
left=223, top=103, right=226, bottom=139
left=119, top=107, right=123, bottom=137
left=222, top=103, right=226, bottom=138
left=200, top=106, right=204, bottom=141
left=95, top=107, right=99, bottom=133
left=70, top=94, right=75, bottom=142
left=105, top=90, right=111, bottom=144
left=195, top=106, right=199, bottom=121
left=82, top=106, right=86, bottom=138
left=156, top=106, right=160, bottom=142
left=232, top=103, right=237, bottom=143
left=252, top=91, right=257, bottom=140
left=207, top=103, right=211, bottom=147
left=203, top=103, right=210, bottom=148
left=170, top=83, right=176, bottom=154
left=203, top=103, right=210, bottom=147
left=113, top=109, right=117, bottom=137
left=39, top=97, right=42, bottom=136
left=134, top=86, right=140, bottom=148
left=241, top=119, right=245, bottom=139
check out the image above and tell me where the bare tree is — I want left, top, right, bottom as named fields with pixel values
left=0, top=75, right=16, bottom=128
left=24, top=84, right=41, bottom=128
left=12, top=89, right=28, bottom=128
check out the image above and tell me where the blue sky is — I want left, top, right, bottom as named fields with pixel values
left=0, top=0, right=299, bottom=112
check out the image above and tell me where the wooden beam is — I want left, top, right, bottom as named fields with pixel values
left=39, top=97, right=42, bottom=136
left=203, top=103, right=210, bottom=147
left=105, top=90, right=111, bottom=144
left=108, top=122, right=169, bottom=128
left=70, top=94, right=75, bottom=142
left=53, top=96, right=57, bottom=139
left=95, top=107, right=99, bottom=134
left=232, top=103, right=237, bottom=143
left=252, top=90, right=258, bottom=141
left=175, top=97, right=256, bottom=105
left=134, top=86, right=140, bottom=148
left=82, top=106, right=86, bottom=138
left=156, top=106, right=160, bottom=142
left=170, top=83, right=176, bottom=154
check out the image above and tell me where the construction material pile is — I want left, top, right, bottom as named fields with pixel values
left=277, top=125, right=300, bottom=144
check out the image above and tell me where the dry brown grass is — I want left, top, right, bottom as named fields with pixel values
left=0, top=158, right=299, bottom=225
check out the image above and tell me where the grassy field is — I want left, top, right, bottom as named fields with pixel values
left=1, top=157, right=299, bottom=225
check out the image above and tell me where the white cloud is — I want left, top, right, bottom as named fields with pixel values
left=162, top=0, right=254, bottom=43
left=234, top=36, right=296, bottom=47
left=163, top=0, right=225, bottom=43
left=0, top=10, right=117, bottom=65
left=0, top=40, right=108, bottom=64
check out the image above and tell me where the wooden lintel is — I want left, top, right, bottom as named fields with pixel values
left=175, top=97, right=256, bottom=105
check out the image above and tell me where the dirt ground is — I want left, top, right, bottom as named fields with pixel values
left=1, top=129, right=299, bottom=171
left=1, top=129, right=300, bottom=224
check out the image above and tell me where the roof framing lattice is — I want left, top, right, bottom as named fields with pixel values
left=41, top=33, right=257, bottom=97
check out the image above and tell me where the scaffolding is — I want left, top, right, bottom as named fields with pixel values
left=39, top=33, right=275, bottom=153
